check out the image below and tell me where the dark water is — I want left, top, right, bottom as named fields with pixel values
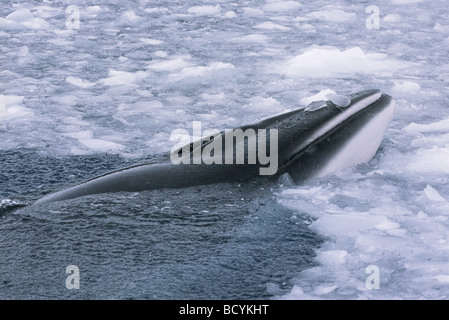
left=0, top=151, right=321, bottom=299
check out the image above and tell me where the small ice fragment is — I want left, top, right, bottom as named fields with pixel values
left=5, top=8, right=34, bottom=23
left=392, top=80, right=420, bottom=93
left=326, top=94, right=351, bottom=108
left=433, top=275, right=449, bottom=283
left=263, top=1, right=301, bottom=13
left=66, top=76, right=96, bottom=88
left=300, top=89, right=336, bottom=106
left=279, top=173, right=295, bottom=188
left=305, top=100, right=327, bottom=111
left=384, top=14, right=401, bottom=23
left=403, top=118, right=449, bottom=133
left=117, top=11, right=142, bottom=27
left=187, top=5, right=221, bottom=15
left=424, top=185, right=447, bottom=202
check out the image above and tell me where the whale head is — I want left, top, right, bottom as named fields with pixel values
left=276, top=89, right=395, bottom=182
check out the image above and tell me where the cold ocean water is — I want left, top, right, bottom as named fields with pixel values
left=1, top=0, right=449, bottom=299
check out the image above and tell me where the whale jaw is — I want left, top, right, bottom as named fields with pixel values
left=284, top=90, right=395, bottom=182
left=316, top=93, right=395, bottom=178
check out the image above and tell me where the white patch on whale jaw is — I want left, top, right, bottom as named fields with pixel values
left=316, top=98, right=395, bottom=178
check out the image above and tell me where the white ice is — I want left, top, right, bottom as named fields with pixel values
left=0, top=95, right=33, bottom=121
left=0, top=8, right=49, bottom=30
left=1, top=0, right=448, bottom=301
left=276, top=46, right=414, bottom=78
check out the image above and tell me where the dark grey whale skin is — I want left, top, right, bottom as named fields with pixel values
left=34, top=90, right=394, bottom=205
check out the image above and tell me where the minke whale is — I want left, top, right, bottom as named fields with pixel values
left=34, top=89, right=395, bottom=205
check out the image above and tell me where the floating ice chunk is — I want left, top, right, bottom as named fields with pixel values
left=78, top=138, right=124, bottom=152
left=144, top=7, right=169, bottom=14
left=5, top=8, right=34, bottom=23
left=0, top=105, right=34, bottom=121
left=384, top=14, right=402, bottom=23
left=417, top=211, right=428, bottom=219
left=86, top=5, right=102, bottom=13
left=297, top=23, right=315, bottom=32
left=410, top=133, right=449, bottom=148
left=255, top=21, right=290, bottom=31
left=313, top=285, right=338, bottom=296
left=169, top=62, right=234, bottom=81
left=432, top=275, right=449, bottom=283
left=232, top=34, right=270, bottom=43
left=17, top=46, right=30, bottom=57
left=311, top=213, right=387, bottom=237
left=326, top=94, right=351, bottom=108
left=1, top=95, right=26, bottom=106
left=243, top=7, right=264, bottom=17
left=243, top=96, right=285, bottom=113
left=376, top=221, right=401, bottom=231
left=136, top=90, right=153, bottom=98
left=83, top=5, right=102, bottom=18
left=281, top=286, right=314, bottom=300
left=3, top=8, right=49, bottom=30
left=304, top=100, right=327, bottom=111
left=100, top=70, right=147, bottom=86
left=392, top=80, right=420, bottom=93
left=279, top=173, right=295, bottom=187
left=147, top=59, right=191, bottom=72
left=117, top=11, right=142, bottom=27
left=22, top=17, right=49, bottom=29
left=0, top=17, right=28, bottom=31
left=187, top=5, right=221, bottom=15
left=224, top=11, right=237, bottom=18
left=424, top=185, right=447, bottom=202
left=200, top=92, right=226, bottom=104
left=153, top=51, right=168, bottom=58
left=263, top=1, right=301, bottom=13
left=66, top=76, right=96, bottom=89
left=433, top=23, right=449, bottom=33
left=317, top=250, right=348, bottom=265
left=64, top=130, right=94, bottom=140
left=139, top=38, right=164, bottom=45
left=197, top=111, right=218, bottom=121
left=278, top=46, right=413, bottom=78
left=403, top=118, right=449, bottom=133
left=300, top=89, right=336, bottom=106
left=116, top=100, right=163, bottom=116
left=306, top=9, right=356, bottom=22
left=407, top=147, right=449, bottom=174
left=0, top=95, right=33, bottom=121
left=64, top=130, right=124, bottom=153
left=385, top=228, right=407, bottom=237
left=32, top=5, right=62, bottom=19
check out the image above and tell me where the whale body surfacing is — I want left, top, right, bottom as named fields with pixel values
left=34, top=90, right=395, bottom=205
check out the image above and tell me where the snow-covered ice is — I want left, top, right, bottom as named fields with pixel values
left=1, top=0, right=449, bottom=300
